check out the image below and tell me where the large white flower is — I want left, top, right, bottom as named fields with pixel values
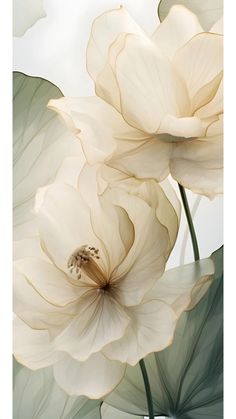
left=14, top=161, right=213, bottom=398
left=48, top=5, right=223, bottom=198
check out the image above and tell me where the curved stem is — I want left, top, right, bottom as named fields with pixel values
left=178, top=184, right=200, bottom=261
left=139, top=359, right=155, bottom=419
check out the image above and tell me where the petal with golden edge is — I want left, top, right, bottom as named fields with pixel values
left=35, top=183, right=108, bottom=274
left=170, top=116, right=223, bottom=198
left=111, top=181, right=177, bottom=306
left=158, top=114, right=206, bottom=138
left=13, top=317, right=62, bottom=369
left=110, top=136, right=173, bottom=182
left=54, top=291, right=130, bottom=361
left=144, top=257, right=215, bottom=316
left=103, top=300, right=177, bottom=366
left=114, top=33, right=190, bottom=133
left=15, top=258, right=81, bottom=306
left=158, top=0, right=223, bottom=32
left=53, top=353, right=126, bottom=398
left=173, top=33, right=223, bottom=113
left=152, top=5, right=203, bottom=59
left=78, top=164, right=135, bottom=275
left=48, top=96, right=145, bottom=165
left=195, top=79, right=223, bottom=120
left=86, top=6, right=145, bottom=110
left=13, top=265, right=77, bottom=333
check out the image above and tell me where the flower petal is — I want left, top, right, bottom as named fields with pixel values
left=103, top=300, right=177, bottom=366
left=152, top=5, right=203, bottom=59
left=13, top=318, right=62, bottom=369
left=170, top=117, right=223, bottom=198
left=35, top=183, right=108, bottom=273
left=145, top=257, right=215, bottom=316
left=54, top=292, right=130, bottom=361
left=13, top=265, right=76, bottom=332
left=15, top=258, right=82, bottom=306
left=173, top=33, right=223, bottom=113
left=53, top=353, right=126, bottom=398
left=13, top=72, right=82, bottom=241
left=111, top=182, right=178, bottom=306
left=158, top=0, right=223, bottom=31
left=158, top=114, right=206, bottom=138
left=110, top=136, right=173, bottom=182
left=86, top=6, right=145, bottom=110
left=114, top=34, right=190, bottom=133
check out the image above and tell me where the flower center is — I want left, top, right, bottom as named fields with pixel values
left=67, top=245, right=100, bottom=279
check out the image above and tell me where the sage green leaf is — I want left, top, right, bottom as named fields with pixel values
left=106, top=247, right=223, bottom=418
left=157, top=0, right=223, bottom=31
left=101, top=403, right=144, bottom=418
left=13, top=72, right=81, bottom=241
left=13, top=0, right=46, bottom=37
left=13, top=359, right=102, bottom=419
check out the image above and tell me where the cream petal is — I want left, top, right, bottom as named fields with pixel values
left=170, top=117, right=223, bottom=198
left=53, top=353, right=126, bottom=398
left=210, top=17, right=223, bottom=34
left=111, top=186, right=175, bottom=306
left=13, top=318, right=62, bottom=369
left=15, top=258, right=81, bottom=306
left=48, top=96, right=145, bottom=165
left=145, top=257, right=215, bottom=316
left=13, top=265, right=76, bottom=333
left=103, top=300, right=177, bottom=366
left=195, top=79, right=223, bottom=120
left=173, top=33, right=223, bottom=113
left=35, top=183, right=108, bottom=273
left=54, top=291, right=130, bottom=361
left=78, top=164, right=135, bottom=275
left=114, top=34, right=190, bottom=133
left=158, top=114, right=206, bottom=138
left=152, top=5, right=203, bottom=59
left=48, top=97, right=117, bottom=164
left=110, top=136, right=173, bottom=182
left=86, top=6, right=145, bottom=110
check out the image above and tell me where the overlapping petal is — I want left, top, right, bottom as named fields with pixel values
left=53, top=353, right=126, bottom=399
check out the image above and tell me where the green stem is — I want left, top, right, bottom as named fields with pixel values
left=178, top=184, right=200, bottom=261
left=139, top=359, right=155, bottom=419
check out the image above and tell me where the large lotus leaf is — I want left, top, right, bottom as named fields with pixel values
left=158, top=0, right=223, bottom=31
left=13, top=72, right=82, bottom=241
left=106, top=247, right=223, bottom=418
left=13, top=0, right=46, bottom=37
left=13, top=360, right=102, bottom=419
left=13, top=359, right=147, bottom=419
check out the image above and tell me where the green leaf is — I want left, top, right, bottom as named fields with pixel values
left=101, top=403, right=144, bottom=418
left=13, top=359, right=102, bottom=419
left=105, top=247, right=223, bottom=418
left=13, top=0, right=46, bottom=37
left=157, top=0, right=223, bottom=31
left=13, top=72, right=81, bottom=241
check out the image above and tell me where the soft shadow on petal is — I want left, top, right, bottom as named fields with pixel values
left=114, top=34, right=190, bottom=133
left=173, top=33, right=223, bottom=112
left=145, top=257, right=215, bottom=316
left=152, top=5, right=203, bottom=59
left=54, top=353, right=126, bottom=398
left=103, top=300, right=177, bottom=365
left=170, top=117, right=223, bottom=198
left=54, top=292, right=130, bottom=361
left=14, top=318, right=62, bottom=369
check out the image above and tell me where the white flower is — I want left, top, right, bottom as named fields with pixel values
left=48, top=5, right=223, bottom=198
left=14, top=161, right=214, bottom=398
